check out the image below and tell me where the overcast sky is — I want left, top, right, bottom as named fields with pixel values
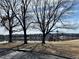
left=0, top=0, right=79, bottom=35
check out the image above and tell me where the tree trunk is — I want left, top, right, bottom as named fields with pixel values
left=22, top=5, right=28, bottom=44
left=23, top=18, right=27, bottom=44
left=42, top=33, right=46, bottom=44
left=23, top=27, right=27, bottom=44
left=9, top=28, right=12, bottom=42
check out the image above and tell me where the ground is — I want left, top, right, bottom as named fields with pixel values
left=0, top=40, right=79, bottom=59
left=0, top=48, right=65, bottom=59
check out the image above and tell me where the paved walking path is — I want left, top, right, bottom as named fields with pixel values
left=0, top=48, right=67, bottom=59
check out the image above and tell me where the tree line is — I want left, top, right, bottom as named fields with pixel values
left=0, top=0, right=75, bottom=44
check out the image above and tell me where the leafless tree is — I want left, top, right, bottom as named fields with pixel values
left=32, top=0, right=74, bottom=44
left=9, top=0, right=32, bottom=44
left=0, top=0, right=19, bottom=42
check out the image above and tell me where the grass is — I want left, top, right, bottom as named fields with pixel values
left=0, top=40, right=79, bottom=58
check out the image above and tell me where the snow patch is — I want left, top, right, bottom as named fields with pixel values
left=0, top=41, right=8, bottom=44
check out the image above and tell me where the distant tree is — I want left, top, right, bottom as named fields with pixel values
left=32, top=0, right=74, bottom=44
left=0, top=0, right=19, bottom=42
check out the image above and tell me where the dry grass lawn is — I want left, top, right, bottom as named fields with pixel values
left=0, top=40, right=79, bottom=58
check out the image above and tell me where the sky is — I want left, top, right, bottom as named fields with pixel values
left=0, top=0, right=79, bottom=35
left=60, top=1, right=79, bottom=34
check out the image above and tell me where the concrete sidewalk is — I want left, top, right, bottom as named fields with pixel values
left=0, top=49, right=66, bottom=59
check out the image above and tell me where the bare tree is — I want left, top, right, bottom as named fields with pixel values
left=9, top=0, right=32, bottom=44
left=32, top=0, right=74, bottom=44
left=0, top=0, right=19, bottom=42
